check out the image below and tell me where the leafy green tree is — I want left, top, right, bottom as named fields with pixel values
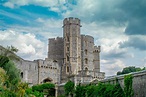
left=64, top=80, right=75, bottom=97
left=75, top=84, right=86, bottom=97
left=28, top=83, right=55, bottom=97
left=117, top=66, right=144, bottom=75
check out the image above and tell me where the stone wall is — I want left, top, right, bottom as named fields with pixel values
left=48, top=37, right=64, bottom=65
left=101, top=70, right=146, bottom=97
left=15, top=60, right=38, bottom=85
left=15, top=58, right=60, bottom=85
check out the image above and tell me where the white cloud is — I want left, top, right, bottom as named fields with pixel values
left=3, top=2, right=15, bottom=8
left=101, top=59, right=125, bottom=76
left=0, top=30, right=46, bottom=60
left=3, top=0, right=67, bottom=13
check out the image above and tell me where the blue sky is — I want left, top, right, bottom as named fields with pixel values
left=0, top=0, right=146, bottom=76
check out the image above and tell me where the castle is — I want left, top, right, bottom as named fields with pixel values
left=0, top=17, right=105, bottom=85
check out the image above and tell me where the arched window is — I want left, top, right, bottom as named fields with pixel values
left=85, top=67, right=88, bottom=71
left=85, top=58, right=88, bottom=64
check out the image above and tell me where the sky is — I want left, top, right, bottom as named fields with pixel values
left=0, top=0, right=146, bottom=76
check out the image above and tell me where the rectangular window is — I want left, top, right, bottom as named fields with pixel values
left=67, top=66, right=69, bottom=72
left=67, top=47, right=69, bottom=51
left=21, top=72, right=23, bottom=78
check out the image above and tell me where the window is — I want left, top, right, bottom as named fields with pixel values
left=85, top=67, right=88, bottom=71
left=21, top=72, right=23, bottom=78
left=67, top=47, right=69, bottom=51
left=85, top=49, right=87, bottom=55
left=67, top=66, right=69, bottom=72
left=67, top=36, right=69, bottom=42
left=85, top=58, right=88, bottom=64
left=67, top=56, right=70, bottom=61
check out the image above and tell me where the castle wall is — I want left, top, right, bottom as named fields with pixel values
left=101, top=71, right=146, bottom=97
left=15, top=60, right=38, bottom=85
left=37, top=59, right=60, bottom=84
left=15, top=59, right=60, bottom=85
left=48, top=37, right=64, bottom=65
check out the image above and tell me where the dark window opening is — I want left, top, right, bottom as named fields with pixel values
left=85, top=58, right=88, bottom=64
left=67, top=47, right=69, bottom=51
left=85, top=67, right=88, bottom=71
left=67, top=66, right=69, bottom=72
left=85, top=49, right=87, bottom=55
left=67, top=37, right=69, bottom=42
left=67, top=56, right=69, bottom=61
left=21, top=72, right=23, bottom=78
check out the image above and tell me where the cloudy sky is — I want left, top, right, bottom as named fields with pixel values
left=0, top=0, right=146, bottom=76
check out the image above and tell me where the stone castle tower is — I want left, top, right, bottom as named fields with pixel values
left=48, top=17, right=105, bottom=83
left=63, top=18, right=81, bottom=75
left=0, top=17, right=104, bottom=86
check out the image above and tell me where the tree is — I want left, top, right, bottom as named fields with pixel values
left=0, top=45, right=19, bottom=61
left=75, top=84, right=86, bottom=97
left=117, top=66, right=144, bottom=75
left=27, top=83, right=55, bottom=97
left=64, top=80, right=75, bottom=97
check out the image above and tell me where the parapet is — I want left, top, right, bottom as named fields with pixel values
left=94, top=46, right=101, bottom=53
left=81, top=34, right=94, bottom=43
left=63, top=17, right=81, bottom=27
left=49, top=37, right=63, bottom=43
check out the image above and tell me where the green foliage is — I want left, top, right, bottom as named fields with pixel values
left=112, top=83, right=125, bottom=97
left=26, top=88, right=44, bottom=97
left=41, top=82, right=55, bottom=89
left=73, top=81, right=125, bottom=97
left=117, top=66, right=144, bottom=75
left=124, top=74, right=134, bottom=97
left=1, top=45, right=19, bottom=61
left=58, top=95, right=65, bottom=97
left=0, top=55, right=30, bottom=97
left=0, top=56, right=9, bottom=67
left=64, top=80, right=75, bottom=97
left=86, top=85, right=97, bottom=97
left=30, top=83, right=55, bottom=97
left=75, top=84, right=86, bottom=97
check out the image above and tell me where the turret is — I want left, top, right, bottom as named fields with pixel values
left=93, top=46, right=101, bottom=72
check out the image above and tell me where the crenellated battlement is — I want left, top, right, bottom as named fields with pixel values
left=63, top=17, right=81, bottom=27
left=49, top=37, right=63, bottom=42
left=94, top=46, right=101, bottom=53
left=81, top=34, right=94, bottom=43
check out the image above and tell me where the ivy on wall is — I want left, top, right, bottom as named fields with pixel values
left=124, top=74, right=134, bottom=97
left=64, top=74, right=134, bottom=97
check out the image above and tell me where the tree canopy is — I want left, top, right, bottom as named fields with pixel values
left=117, top=66, right=145, bottom=75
